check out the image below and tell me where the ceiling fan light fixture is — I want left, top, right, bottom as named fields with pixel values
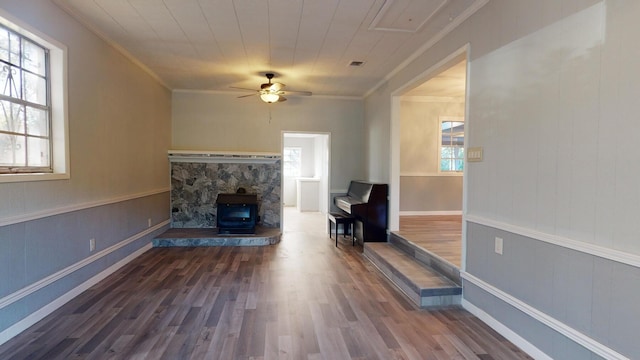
left=260, top=92, right=280, bottom=103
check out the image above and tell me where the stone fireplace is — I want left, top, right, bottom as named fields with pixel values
left=169, top=151, right=281, bottom=229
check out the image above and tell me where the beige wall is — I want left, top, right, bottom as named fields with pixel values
left=0, top=0, right=172, bottom=219
left=400, top=100, right=464, bottom=212
left=400, top=100, right=465, bottom=173
left=172, top=91, right=364, bottom=190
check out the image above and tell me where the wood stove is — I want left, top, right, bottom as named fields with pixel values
left=216, top=193, right=258, bottom=234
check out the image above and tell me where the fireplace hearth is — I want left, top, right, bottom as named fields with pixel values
left=216, top=193, right=258, bottom=234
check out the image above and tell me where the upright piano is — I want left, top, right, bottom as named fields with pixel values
left=334, top=181, right=388, bottom=243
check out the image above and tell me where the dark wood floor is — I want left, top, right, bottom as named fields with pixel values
left=398, top=215, right=463, bottom=268
left=0, top=211, right=530, bottom=359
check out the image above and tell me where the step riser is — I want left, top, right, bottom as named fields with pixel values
left=364, top=245, right=461, bottom=308
left=389, top=233, right=461, bottom=286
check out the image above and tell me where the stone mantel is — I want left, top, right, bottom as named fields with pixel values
left=168, top=150, right=280, bottom=164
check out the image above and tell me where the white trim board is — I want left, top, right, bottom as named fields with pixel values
left=0, top=188, right=169, bottom=227
left=0, top=220, right=168, bottom=311
left=462, top=272, right=629, bottom=360
left=465, top=214, right=640, bottom=269
left=461, top=299, right=552, bottom=360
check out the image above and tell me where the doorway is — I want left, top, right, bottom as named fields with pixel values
left=281, top=132, right=330, bottom=230
left=391, top=48, right=468, bottom=269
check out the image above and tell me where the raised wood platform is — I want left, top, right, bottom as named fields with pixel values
left=152, top=226, right=281, bottom=247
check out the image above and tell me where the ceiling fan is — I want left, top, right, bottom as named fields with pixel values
left=232, top=73, right=312, bottom=103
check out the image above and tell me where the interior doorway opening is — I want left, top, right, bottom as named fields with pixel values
left=391, top=48, right=468, bottom=269
left=281, top=132, right=330, bottom=231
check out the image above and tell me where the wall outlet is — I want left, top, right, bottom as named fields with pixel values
left=89, top=238, right=96, bottom=252
left=494, top=237, right=503, bottom=255
left=148, top=218, right=152, bottom=228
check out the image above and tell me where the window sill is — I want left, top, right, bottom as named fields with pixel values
left=0, top=172, right=69, bottom=183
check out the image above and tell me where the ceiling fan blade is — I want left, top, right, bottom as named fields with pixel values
left=277, top=96, right=287, bottom=102
left=270, top=82, right=285, bottom=91
left=230, top=86, right=258, bottom=92
left=283, top=90, right=312, bottom=96
left=237, top=94, right=255, bottom=98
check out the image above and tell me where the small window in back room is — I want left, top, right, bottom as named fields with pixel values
left=440, top=117, right=464, bottom=172
left=283, top=147, right=301, bottom=177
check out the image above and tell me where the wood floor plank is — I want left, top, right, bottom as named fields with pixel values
left=0, top=210, right=532, bottom=360
left=398, top=215, right=462, bottom=267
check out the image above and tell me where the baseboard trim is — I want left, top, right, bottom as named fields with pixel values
left=400, top=210, right=462, bottom=216
left=465, top=214, right=640, bottom=269
left=0, top=188, right=169, bottom=227
left=462, top=272, right=629, bottom=360
left=461, top=299, right=552, bottom=360
left=0, top=220, right=168, bottom=311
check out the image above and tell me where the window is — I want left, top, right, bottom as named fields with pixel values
left=440, top=118, right=464, bottom=172
left=0, top=24, right=51, bottom=173
left=283, top=147, right=301, bottom=177
left=0, top=10, right=67, bottom=182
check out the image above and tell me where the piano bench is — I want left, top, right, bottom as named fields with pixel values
left=327, top=212, right=355, bottom=247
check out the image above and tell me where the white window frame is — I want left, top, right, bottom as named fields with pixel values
left=438, top=116, right=464, bottom=174
left=0, top=8, right=68, bottom=183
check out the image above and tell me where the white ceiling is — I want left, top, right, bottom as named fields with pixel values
left=52, top=0, right=483, bottom=98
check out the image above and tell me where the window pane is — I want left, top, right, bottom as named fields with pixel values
left=26, top=107, right=48, bottom=136
left=283, top=147, right=301, bottom=177
left=22, top=40, right=46, bottom=76
left=441, top=134, right=451, bottom=146
left=0, top=29, right=9, bottom=63
left=440, top=159, right=451, bottom=172
left=440, top=119, right=464, bottom=172
left=8, top=31, right=20, bottom=65
left=0, top=100, right=25, bottom=133
left=0, top=65, right=22, bottom=99
left=441, top=146, right=453, bottom=159
left=27, top=136, right=49, bottom=166
left=0, top=133, right=25, bottom=166
left=23, top=71, right=47, bottom=105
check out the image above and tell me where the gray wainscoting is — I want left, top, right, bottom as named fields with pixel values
left=0, top=192, right=169, bottom=336
left=464, top=221, right=638, bottom=359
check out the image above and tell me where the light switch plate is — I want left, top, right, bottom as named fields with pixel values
left=467, top=147, right=483, bottom=162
